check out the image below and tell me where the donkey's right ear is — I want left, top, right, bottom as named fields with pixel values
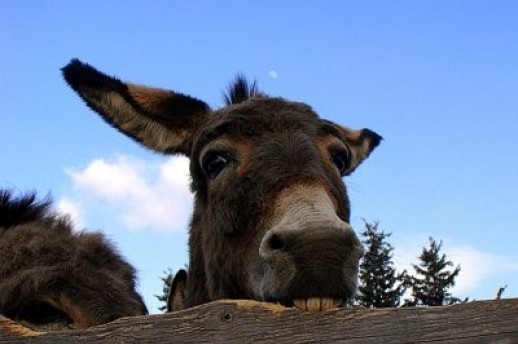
left=62, top=59, right=211, bottom=155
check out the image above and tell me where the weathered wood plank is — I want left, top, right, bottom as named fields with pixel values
left=1, top=298, right=517, bottom=343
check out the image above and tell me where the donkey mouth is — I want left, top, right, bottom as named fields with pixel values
left=292, top=297, right=342, bottom=311
left=273, top=297, right=343, bottom=312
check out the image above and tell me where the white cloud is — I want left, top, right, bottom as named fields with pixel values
left=268, top=70, right=278, bottom=79
left=56, top=197, right=85, bottom=230
left=446, top=245, right=518, bottom=296
left=64, top=155, right=193, bottom=233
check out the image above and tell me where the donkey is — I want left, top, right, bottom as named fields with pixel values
left=63, top=59, right=381, bottom=312
left=0, top=190, right=148, bottom=330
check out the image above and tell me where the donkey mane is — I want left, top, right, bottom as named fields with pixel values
left=0, top=190, right=52, bottom=228
left=223, top=75, right=261, bottom=106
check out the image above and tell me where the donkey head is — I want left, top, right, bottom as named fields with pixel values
left=63, top=59, right=381, bottom=312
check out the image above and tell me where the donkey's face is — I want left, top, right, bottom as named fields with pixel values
left=189, top=99, right=380, bottom=309
left=63, top=60, right=381, bottom=312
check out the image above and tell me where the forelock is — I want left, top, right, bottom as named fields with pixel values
left=222, top=75, right=263, bottom=106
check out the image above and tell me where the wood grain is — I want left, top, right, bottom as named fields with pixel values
left=1, top=298, right=517, bottom=343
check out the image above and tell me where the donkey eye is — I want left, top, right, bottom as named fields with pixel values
left=331, top=149, right=350, bottom=176
left=202, top=153, right=230, bottom=179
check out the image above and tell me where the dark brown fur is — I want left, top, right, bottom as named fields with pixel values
left=62, top=59, right=382, bottom=312
left=0, top=190, right=148, bottom=330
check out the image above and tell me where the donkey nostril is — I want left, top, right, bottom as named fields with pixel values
left=268, top=233, right=285, bottom=251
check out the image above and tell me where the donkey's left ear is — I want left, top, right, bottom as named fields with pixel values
left=62, top=59, right=211, bottom=155
left=339, top=126, right=382, bottom=175
left=167, top=269, right=187, bottom=312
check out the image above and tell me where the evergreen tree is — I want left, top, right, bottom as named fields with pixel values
left=357, top=220, right=406, bottom=308
left=155, top=268, right=174, bottom=312
left=405, top=237, right=461, bottom=306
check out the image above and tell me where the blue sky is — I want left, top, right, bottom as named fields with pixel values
left=2, top=1, right=517, bottom=312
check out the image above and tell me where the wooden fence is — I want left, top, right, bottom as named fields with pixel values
left=1, top=298, right=517, bottom=343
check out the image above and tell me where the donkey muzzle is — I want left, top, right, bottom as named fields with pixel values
left=258, top=184, right=364, bottom=310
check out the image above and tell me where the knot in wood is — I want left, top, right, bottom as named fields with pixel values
left=221, top=311, right=233, bottom=323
